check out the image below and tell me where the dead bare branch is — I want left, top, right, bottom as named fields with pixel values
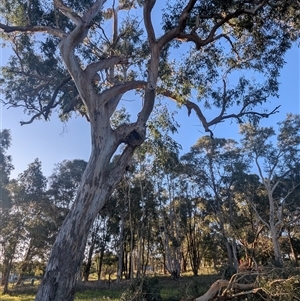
left=195, top=279, right=256, bottom=301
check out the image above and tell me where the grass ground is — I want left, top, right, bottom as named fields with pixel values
left=0, top=273, right=219, bottom=301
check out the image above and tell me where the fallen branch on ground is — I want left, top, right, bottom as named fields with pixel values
left=194, top=279, right=256, bottom=301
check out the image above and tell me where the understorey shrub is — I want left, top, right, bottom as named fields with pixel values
left=120, top=277, right=162, bottom=301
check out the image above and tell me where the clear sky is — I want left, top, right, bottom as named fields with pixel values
left=1, top=42, right=299, bottom=180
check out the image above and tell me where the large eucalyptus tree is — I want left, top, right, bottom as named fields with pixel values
left=1, top=1, right=299, bottom=300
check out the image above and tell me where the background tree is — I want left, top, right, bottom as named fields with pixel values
left=14, top=159, right=47, bottom=284
left=48, top=159, right=88, bottom=209
left=0, top=129, right=17, bottom=294
left=240, top=114, right=300, bottom=266
left=182, top=136, right=250, bottom=269
left=230, top=173, right=267, bottom=267
left=0, top=129, right=13, bottom=209
left=1, top=155, right=88, bottom=292
left=1, top=1, right=300, bottom=300
left=1, top=158, right=49, bottom=292
left=280, top=165, right=300, bottom=266
left=82, top=213, right=104, bottom=282
left=179, top=192, right=212, bottom=276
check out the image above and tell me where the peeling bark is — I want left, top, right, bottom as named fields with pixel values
left=35, top=109, right=139, bottom=300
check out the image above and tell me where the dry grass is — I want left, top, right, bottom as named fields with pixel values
left=0, top=272, right=220, bottom=301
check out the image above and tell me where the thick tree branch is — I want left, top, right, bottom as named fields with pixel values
left=107, top=94, right=123, bottom=118
left=84, top=57, right=128, bottom=82
left=176, top=9, right=243, bottom=49
left=59, top=27, right=91, bottom=105
left=101, top=80, right=146, bottom=104
left=20, top=114, right=43, bottom=126
left=144, top=0, right=157, bottom=46
left=107, top=143, right=139, bottom=186
left=54, top=0, right=83, bottom=25
left=0, top=23, right=66, bottom=38
left=115, top=122, right=145, bottom=146
left=243, top=0, right=269, bottom=14
left=157, top=0, right=197, bottom=49
left=228, top=288, right=264, bottom=298
left=178, top=0, right=198, bottom=31
left=57, top=2, right=108, bottom=108
left=82, top=0, right=107, bottom=24
left=141, top=0, right=199, bottom=131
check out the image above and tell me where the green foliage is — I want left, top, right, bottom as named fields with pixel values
left=0, top=146, right=87, bottom=290
left=254, top=266, right=300, bottom=301
left=48, top=159, right=87, bottom=208
left=110, top=106, right=131, bottom=130
left=75, top=292, right=120, bottom=301
left=160, top=1, right=300, bottom=124
left=120, top=277, right=162, bottom=301
left=0, top=129, right=13, bottom=208
left=2, top=1, right=299, bottom=126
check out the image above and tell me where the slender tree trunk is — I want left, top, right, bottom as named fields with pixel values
left=1, top=259, right=9, bottom=286
left=218, top=213, right=233, bottom=267
left=2, top=241, right=18, bottom=293
left=181, top=251, right=187, bottom=274
left=117, top=214, right=125, bottom=282
left=270, top=224, right=283, bottom=266
left=216, top=197, right=233, bottom=267
left=268, top=191, right=283, bottom=267
left=136, top=233, right=142, bottom=277
left=142, top=238, right=146, bottom=276
left=219, top=219, right=233, bottom=267
left=287, top=230, right=298, bottom=266
left=125, top=249, right=129, bottom=279
left=128, top=188, right=134, bottom=280
left=16, top=242, right=33, bottom=285
left=83, top=239, right=95, bottom=281
left=262, top=180, right=284, bottom=267
left=97, top=246, right=105, bottom=281
left=144, top=227, right=151, bottom=275
left=232, top=239, right=239, bottom=270
left=2, top=257, right=13, bottom=295
left=187, top=224, right=201, bottom=276
left=225, top=240, right=233, bottom=267
left=163, top=253, right=167, bottom=274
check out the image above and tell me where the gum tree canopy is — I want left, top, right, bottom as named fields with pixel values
left=0, top=1, right=299, bottom=300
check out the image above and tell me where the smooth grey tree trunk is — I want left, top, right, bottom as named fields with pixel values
left=117, top=214, right=125, bottom=282
left=35, top=113, right=138, bottom=300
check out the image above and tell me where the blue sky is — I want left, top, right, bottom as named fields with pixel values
left=1, top=42, right=299, bottom=179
